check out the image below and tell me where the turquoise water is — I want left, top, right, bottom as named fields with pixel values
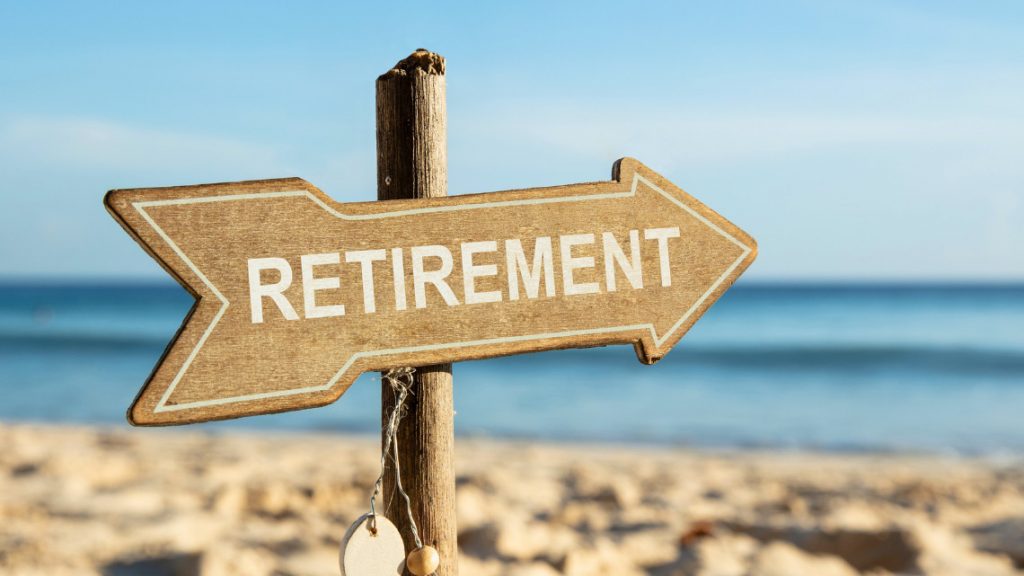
left=1, top=282, right=1023, bottom=454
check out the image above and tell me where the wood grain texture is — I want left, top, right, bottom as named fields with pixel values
left=376, top=49, right=458, bottom=576
left=103, top=157, right=756, bottom=426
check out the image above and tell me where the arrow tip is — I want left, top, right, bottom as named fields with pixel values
left=611, top=156, right=758, bottom=366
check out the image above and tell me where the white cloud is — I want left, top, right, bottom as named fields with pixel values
left=451, top=60, right=1024, bottom=176
left=0, top=115, right=281, bottom=175
left=0, top=115, right=296, bottom=277
left=458, top=105, right=1024, bottom=171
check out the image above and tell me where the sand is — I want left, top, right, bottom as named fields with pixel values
left=1, top=423, right=1023, bottom=576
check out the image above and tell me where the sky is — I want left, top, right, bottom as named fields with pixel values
left=0, top=1, right=1021, bottom=281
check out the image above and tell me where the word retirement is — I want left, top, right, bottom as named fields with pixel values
left=248, top=227, right=681, bottom=323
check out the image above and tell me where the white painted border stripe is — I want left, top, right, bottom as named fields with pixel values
left=134, top=206, right=230, bottom=411
left=134, top=174, right=751, bottom=413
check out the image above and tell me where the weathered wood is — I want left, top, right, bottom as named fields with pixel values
left=103, top=159, right=757, bottom=425
left=377, top=49, right=458, bottom=576
left=103, top=57, right=757, bottom=428
left=99, top=42, right=761, bottom=576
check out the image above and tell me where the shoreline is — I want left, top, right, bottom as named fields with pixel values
left=2, top=422, right=1023, bottom=575
left=8, top=418, right=1023, bottom=460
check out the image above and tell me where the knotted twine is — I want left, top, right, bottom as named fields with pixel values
left=368, top=367, right=423, bottom=550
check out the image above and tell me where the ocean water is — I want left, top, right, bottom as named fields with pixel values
left=1, top=282, right=1022, bottom=454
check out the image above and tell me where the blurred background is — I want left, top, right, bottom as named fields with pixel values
left=2, top=0, right=1022, bottom=454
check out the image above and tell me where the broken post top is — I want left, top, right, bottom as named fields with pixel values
left=379, top=48, right=445, bottom=81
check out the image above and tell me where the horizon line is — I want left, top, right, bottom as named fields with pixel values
left=1, top=276, right=1023, bottom=289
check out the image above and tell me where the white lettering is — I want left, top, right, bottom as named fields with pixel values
left=603, top=230, right=643, bottom=291
left=412, top=245, right=460, bottom=308
left=559, top=233, right=599, bottom=296
left=391, top=248, right=408, bottom=311
left=345, top=249, right=386, bottom=313
left=247, top=257, right=299, bottom=323
left=506, top=237, right=556, bottom=300
left=246, top=226, right=683, bottom=322
left=300, top=253, right=345, bottom=319
left=644, top=227, right=680, bottom=287
left=461, top=241, right=502, bottom=305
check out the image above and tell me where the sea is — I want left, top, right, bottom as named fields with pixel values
left=1, top=282, right=1022, bottom=455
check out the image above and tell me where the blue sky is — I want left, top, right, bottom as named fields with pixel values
left=0, top=1, right=1021, bottom=281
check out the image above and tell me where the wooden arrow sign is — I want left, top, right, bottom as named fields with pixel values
left=105, top=158, right=756, bottom=425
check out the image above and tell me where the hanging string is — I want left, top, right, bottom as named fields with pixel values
left=368, top=367, right=423, bottom=549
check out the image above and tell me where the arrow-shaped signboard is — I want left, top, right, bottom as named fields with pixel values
left=106, top=158, right=756, bottom=425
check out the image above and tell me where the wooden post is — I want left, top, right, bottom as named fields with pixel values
left=376, top=49, right=457, bottom=576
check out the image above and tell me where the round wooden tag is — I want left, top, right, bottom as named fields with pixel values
left=339, top=514, right=405, bottom=576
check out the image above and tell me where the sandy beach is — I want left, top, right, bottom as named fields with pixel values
left=1, top=422, right=1023, bottom=576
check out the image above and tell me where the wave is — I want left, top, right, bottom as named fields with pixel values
left=664, top=344, right=1024, bottom=376
left=3, top=331, right=1024, bottom=377
left=0, top=332, right=169, bottom=352
left=504, top=343, right=1024, bottom=378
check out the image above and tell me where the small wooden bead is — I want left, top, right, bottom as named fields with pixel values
left=405, top=545, right=440, bottom=575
